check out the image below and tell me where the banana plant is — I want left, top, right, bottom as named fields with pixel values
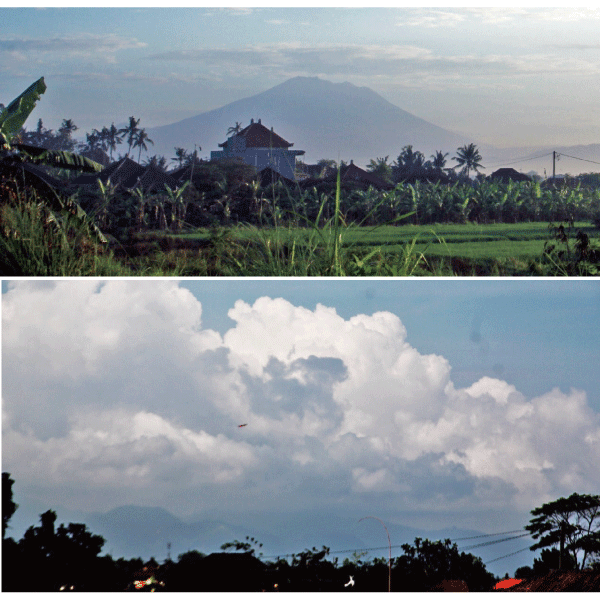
left=1, top=77, right=47, bottom=149
left=1, top=77, right=106, bottom=243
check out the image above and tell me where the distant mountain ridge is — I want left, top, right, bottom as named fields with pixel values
left=6, top=501, right=534, bottom=577
left=110, top=77, right=599, bottom=176
left=146, top=76, right=474, bottom=168
left=75, top=505, right=533, bottom=578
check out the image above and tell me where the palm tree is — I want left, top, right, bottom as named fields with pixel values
left=430, top=150, right=449, bottom=173
left=105, top=122, right=123, bottom=160
left=84, top=131, right=101, bottom=152
left=93, top=127, right=111, bottom=153
left=172, top=147, right=188, bottom=168
left=144, top=154, right=168, bottom=172
left=366, top=156, right=393, bottom=183
left=227, top=122, right=243, bottom=137
left=120, top=116, right=141, bottom=158
left=393, top=145, right=426, bottom=182
left=58, top=119, right=78, bottom=148
left=133, top=129, right=154, bottom=163
left=452, top=143, right=484, bottom=179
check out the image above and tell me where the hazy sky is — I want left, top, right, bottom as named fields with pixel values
left=3, top=6, right=600, bottom=149
left=3, top=280, right=600, bottom=541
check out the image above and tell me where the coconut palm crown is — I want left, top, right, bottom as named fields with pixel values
left=452, top=143, right=484, bottom=178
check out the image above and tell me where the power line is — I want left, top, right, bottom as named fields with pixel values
left=453, top=530, right=527, bottom=541
left=259, top=529, right=530, bottom=561
left=485, top=150, right=600, bottom=170
left=485, top=152, right=553, bottom=168
left=556, top=152, right=600, bottom=166
left=484, top=545, right=532, bottom=565
left=462, top=533, right=531, bottom=550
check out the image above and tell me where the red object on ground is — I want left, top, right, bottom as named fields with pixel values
left=494, top=578, right=523, bottom=590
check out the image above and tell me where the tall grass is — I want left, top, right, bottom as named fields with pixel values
left=0, top=192, right=128, bottom=276
left=232, top=169, right=449, bottom=275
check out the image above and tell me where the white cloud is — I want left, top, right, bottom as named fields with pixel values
left=144, top=42, right=600, bottom=91
left=3, top=281, right=599, bottom=518
left=0, top=34, right=146, bottom=54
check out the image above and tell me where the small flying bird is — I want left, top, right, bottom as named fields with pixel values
left=238, top=423, right=248, bottom=427
left=345, top=576, right=355, bottom=588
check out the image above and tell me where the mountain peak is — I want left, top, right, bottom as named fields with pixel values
left=147, top=76, right=472, bottom=166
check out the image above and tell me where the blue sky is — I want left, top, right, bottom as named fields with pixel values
left=3, top=6, right=600, bottom=150
left=3, top=279, right=600, bottom=558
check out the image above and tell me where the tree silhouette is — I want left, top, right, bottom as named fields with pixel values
left=452, top=143, right=484, bottom=179
left=134, top=129, right=154, bottom=163
left=392, top=145, right=429, bottom=182
left=431, top=150, right=449, bottom=173
left=227, top=121, right=243, bottom=136
left=143, top=154, right=168, bottom=172
left=394, top=537, right=495, bottom=591
left=16, top=509, right=106, bottom=591
left=2, top=472, right=18, bottom=539
left=366, top=155, right=393, bottom=183
left=525, top=492, right=600, bottom=570
left=58, top=118, right=78, bottom=150
left=105, top=122, right=123, bottom=160
left=172, top=147, right=188, bottom=168
left=120, top=116, right=141, bottom=158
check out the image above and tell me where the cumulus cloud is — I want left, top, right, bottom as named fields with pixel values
left=2, top=281, right=599, bottom=518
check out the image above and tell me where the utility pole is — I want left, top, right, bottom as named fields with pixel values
left=359, top=516, right=392, bottom=592
left=552, top=151, right=561, bottom=179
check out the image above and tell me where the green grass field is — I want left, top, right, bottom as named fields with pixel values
left=175, top=221, right=595, bottom=260
left=137, top=220, right=593, bottom=276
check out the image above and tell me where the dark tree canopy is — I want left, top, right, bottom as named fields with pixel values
left=2, top=472, right=18, bottom=539
left=525, top=492, right=600, bottom=570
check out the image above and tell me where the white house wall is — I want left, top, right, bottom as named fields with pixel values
left=211, top=146, right=304, bottom=180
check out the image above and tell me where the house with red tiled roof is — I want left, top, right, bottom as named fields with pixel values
left=210, top=119, right=305, bottom=180
left=493, top=570, right=600, bottom=591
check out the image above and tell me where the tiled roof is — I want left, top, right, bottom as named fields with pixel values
left=219, top=119, right=293, bottom=149
left=494, top=570, right=600, bottom=591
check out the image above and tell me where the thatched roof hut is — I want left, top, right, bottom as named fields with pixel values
left=489, top=168, right=531, bottom=183
left=72, top=157, right=179, bottom=192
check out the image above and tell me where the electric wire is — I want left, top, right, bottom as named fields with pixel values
left=485, top=152, right=553, bottom=168
left=462, top=533, right=531, bottom=550
left=484, top=546, right=532, bottom=565
left=485, top=150, right=600, bottom=170
left=556, top=153, right=600, bottom=166
left=259, top=529, right=532, bottom=561
left=453, top=529, right=527, bottom=541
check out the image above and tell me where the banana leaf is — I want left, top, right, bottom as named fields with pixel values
left=1, top=161, right=107, bottom=244
left=0, top=77, right=47, bottom=149
left=13, top=143, right=104, bottom=173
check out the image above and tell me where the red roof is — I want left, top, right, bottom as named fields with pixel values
left=219, top=119, right=293, bottom=149
left=494, top=578, right=523, bottom=590
left=494, top=570, right=600, bottom=591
